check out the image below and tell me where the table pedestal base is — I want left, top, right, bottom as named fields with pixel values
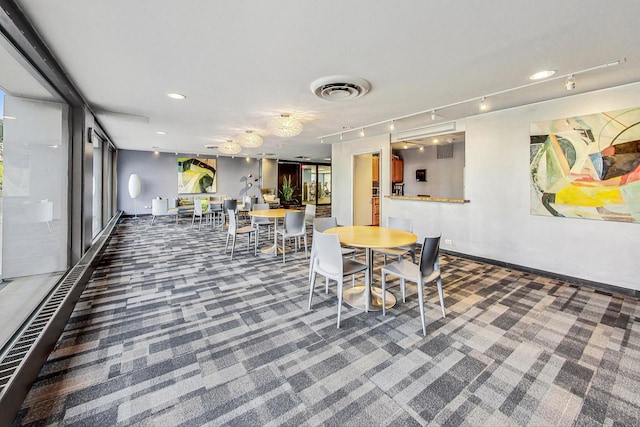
left=343, top=285, right=396, bottom=311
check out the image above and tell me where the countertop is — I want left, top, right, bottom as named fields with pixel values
left=386, top=195, right=469, bottom=204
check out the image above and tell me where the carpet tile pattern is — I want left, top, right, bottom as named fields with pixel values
left=13, top=216, right=640, bottom=426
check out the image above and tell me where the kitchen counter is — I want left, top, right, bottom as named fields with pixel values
left=386, top=195, right=469, bottom=204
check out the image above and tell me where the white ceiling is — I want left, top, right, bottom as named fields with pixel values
left=7, top=0, right=640, bottom=162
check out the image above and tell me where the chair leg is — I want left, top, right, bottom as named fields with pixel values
left=325, top=277, right=329, bottom=294
left=246, top=233, right=251, bottom=252
left=417, top=282, right=426, bottom=336
left=230, top=235, right=236, bottom=260
left=303, top=234, right=308, bottom=258
left=437, top=278, right=446, bottom=318
left=401, top=278, right=406, bottom=303
left=224, top=232, right=230, bottom=253
left=336, top=278, right=343, bottom=328
left=151, top=215, right=156, bottom=224
left=364, top=267, right=370, bottom=313
left=308, top=270, right=317, bottom=309
left=282, top=234, right=286, bottom=264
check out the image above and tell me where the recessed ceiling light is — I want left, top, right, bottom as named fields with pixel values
left=167, top=92, right=186, bottom=100
left=156, top=131, right=167, bottom=135
left=529, top=70, right=556, bottom=80
left=3, top=115, right=16, bottom=120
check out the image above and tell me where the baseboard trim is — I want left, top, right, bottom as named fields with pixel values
left=440, top=249, right=638, bottom=298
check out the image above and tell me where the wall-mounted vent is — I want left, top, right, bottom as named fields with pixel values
left=437, top=145, right=454, bottom=159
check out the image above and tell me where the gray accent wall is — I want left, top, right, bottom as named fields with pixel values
left=117, top=151, right=262, bottom=215
left=333, top=82, right=640, bottom=291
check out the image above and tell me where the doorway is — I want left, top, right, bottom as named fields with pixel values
left=353, top=151, right=380, bottom=226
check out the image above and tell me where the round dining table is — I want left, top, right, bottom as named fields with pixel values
left=324, top=225, right=417, bottom=311
left=248, top=208, right=300, bottom=255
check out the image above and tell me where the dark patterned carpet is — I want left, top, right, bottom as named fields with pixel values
left=14, top=216, right=640, bottom=426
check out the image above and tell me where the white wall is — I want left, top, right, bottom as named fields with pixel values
left=399, top=142, right=465, bottom=198
left=117, top=150, right=260, bottom=215
left=333, top=82, right=640, bottom=291
left=332, top=134, right=391, bottom=225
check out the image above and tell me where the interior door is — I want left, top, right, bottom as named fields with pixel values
left=353, top=153, right=375, bottom=225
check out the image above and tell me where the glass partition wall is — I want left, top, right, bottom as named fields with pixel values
left=301, top=163, right=331, bottom=206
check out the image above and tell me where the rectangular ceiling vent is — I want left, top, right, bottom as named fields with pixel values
left=437, top=145, right=454, bottom=159
left=392, top=121, right=456, bottom=143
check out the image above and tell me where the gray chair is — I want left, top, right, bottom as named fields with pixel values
left=209, top=196, right=224, bottom=227
left=308, top=217, right=356, bottom=286
left=381, top=236, right=446, bottom=336
left=309, top=230, right=369, bottom=328
left=251, top=203, right=274, bottom=241
left=373, top=217, right=416, bottom=264
left=304, top=204, right=316, bottom=231
left=224, top=208, right=257, bottom=260
left=275, top=210, right=307, bottom=263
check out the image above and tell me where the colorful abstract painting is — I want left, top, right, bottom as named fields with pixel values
left=530, top=107, right=640, bottom=223
left=177, top=157, right=216, bottom=194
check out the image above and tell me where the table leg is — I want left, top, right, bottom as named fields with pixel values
left=342, top=247, right=396, bottom=311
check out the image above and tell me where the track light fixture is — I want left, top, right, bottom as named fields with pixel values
left=479, top=97, right=488, bottom=111
left=565, top=74, right=576, bottom=91
left=318, top=58, right=625, bottom=143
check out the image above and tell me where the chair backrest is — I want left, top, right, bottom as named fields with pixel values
left=253, top=203, right=269, bottom=211
left=194, top=198, right=203, bottom=215
left=304, top=204, right=316, bottom=217
left=227, top=208, right=237, bottom=231
left=314, top=217, right=338, bottom=232
left=152, top=198, right=168, bottom=215
left=313, top=230, right=343, bottom=275
left=419, top=236, right=441, bottom=277
left=223, top=199, right=237, bottom=212
left=284, top=211, right=305, bottom=233
left=243, top=196, right=253, bottom=211
left=387, top=217, right=413, bottom=233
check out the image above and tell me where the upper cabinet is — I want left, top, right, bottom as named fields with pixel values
left=392, top=158, right=403, bottom=183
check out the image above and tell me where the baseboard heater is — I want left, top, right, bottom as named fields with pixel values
left=0, top=211, right=123, bottom=425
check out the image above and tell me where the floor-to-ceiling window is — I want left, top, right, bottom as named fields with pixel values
left=0, top=39, right=70, bottom=348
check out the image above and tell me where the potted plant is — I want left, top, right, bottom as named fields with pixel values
left=279, top=175, right=298, bottom=208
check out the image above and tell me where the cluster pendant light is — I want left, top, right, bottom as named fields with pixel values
left=234, top=130, right=263, bottom=148
left=268, top=114, right=303, bottom=137
left=218, top=139, right=241, bottom=155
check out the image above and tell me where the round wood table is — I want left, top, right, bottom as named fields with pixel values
left=248, top=209, right=299, bottom=255
left=324, top=225, right=417, bottom=311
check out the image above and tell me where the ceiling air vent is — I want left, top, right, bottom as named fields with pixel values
left=310, top=75, right=371, bottom=101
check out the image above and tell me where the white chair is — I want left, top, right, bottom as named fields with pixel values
left=373, top=217, right=416, bottom=264
left=251, top=203, right=274, bottom=241
left=151, top=198, right=179, bottom=224
left=309, top=230, right=369, bottom=328
left=222, top=199, right=238, bottom=227
left=275, top=210, right=307, bottom=263
left=381, top=236, right=446, bottom=336
left=304, top=204, right=316, bottom=231
left=224, top=208, right=257, bottom=260
left=191, top=198, right=211, bottom=230
left=308, top=217, right=356, bottom=286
